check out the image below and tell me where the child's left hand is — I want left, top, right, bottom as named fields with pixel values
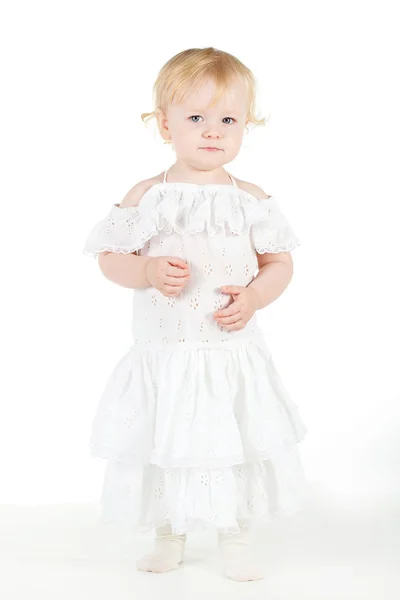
left=213, top=285, right=260, bottom=331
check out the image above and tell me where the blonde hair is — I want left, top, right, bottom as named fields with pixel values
left=141, top=47, right=268, bottom=143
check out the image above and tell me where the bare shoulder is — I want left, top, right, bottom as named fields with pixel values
left=234, top=178, right=272, bottom=200
left=234, top=178, right=294, bottom=266
left=118, top=172, right=164, bottom=208
left=98, top=173, right=164, bottom=260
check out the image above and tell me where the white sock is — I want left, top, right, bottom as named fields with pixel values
left=136, top=524, right=186, bottom=573
left=218, top=526, right=265, bottom=582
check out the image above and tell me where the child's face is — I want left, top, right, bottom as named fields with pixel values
left=157, top=76, right=249, bottom=169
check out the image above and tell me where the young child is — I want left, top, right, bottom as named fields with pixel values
left=82, top=47, right=308, bottom=582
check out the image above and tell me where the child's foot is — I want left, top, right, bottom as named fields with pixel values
left=136, top=525, right=186, bottom=573
left=218, top=529, right=265, bottom=582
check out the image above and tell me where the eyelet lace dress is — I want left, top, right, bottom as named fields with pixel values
left=82, top=170, right=308, bottom=535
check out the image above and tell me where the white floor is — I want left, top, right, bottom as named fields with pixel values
left=1, top=487, right=399, bottom=600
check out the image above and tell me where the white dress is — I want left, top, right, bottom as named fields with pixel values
left=82, top=170, right=308, bottom=535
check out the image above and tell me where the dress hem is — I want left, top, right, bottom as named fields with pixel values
left=97, top=498, right=310, bottom=536
left=90, top=437, right=306, bottom=469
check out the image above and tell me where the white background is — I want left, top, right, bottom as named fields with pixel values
left=2, top=0, right=399, bottom=504
left=1, top=1, right=399, bottom=597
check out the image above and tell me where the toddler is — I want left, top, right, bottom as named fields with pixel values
left=83, top=46, right=308, bottom=582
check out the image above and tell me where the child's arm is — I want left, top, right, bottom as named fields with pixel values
left=98, top=251, right=153, bottom=289
left=92, top=179, right=158, bottom=289
left=248, top=251, right=293, bottom=310
left=239, top=181, right=298, bottom=310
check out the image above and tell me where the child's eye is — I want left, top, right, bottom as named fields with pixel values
left=189, top=115, right=236, bottom=124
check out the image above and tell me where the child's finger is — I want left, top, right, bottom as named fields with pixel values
left=216, top=313, right=242, bottom=324
left=214, top=305, right=241, bottom=319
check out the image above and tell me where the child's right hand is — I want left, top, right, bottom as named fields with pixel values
left=145, top=256, right=191, bottom=297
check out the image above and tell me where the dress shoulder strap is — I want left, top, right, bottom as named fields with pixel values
left=163, top=168, right=237, bottom=186
left=227, top=172, right=238, bottom=187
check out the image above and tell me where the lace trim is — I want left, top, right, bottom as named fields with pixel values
left=253, top=239, right=301, bottom=254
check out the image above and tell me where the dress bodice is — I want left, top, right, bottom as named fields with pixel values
left=131, top=213, right=260, bottom=348
left=82, top=171, right=300, bottom=348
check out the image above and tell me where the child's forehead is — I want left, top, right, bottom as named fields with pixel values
left=179, top=103, right=242, bottom=114
left=171, top=80, right=247, bottom=113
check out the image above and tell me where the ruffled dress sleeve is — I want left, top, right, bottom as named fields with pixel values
left=82, top=188, right=300, bottom=258
left=250, top=196, right=300, bottom=254
left=82, top=203, right=154, bottom=258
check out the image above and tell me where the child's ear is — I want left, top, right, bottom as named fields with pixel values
left=155, top=108, right=170, bottom=142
